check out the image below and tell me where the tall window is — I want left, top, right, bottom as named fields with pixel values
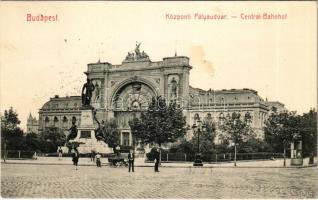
left=206, top=113, right=212, bottom=123
left=72, top=116, right=77, bottom=125
left=219, top=113, right=225, bottom=125
left=62, top=116, right=68, bottom=129
left=245, top=112, right=252, bottom=125
left=122, top=132, right=130, bottom=146
left=44, top=117, right=50, bottom=128
left=194, top=113, right=200, bottom=124
left=53, top=117, right=59, bottom=127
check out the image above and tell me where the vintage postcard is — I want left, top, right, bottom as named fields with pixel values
left=0, top=1, right=317, bottom=199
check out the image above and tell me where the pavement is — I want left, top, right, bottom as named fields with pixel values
left=1, top=156, right=317, bottom=168
left=1, top=163, right=317, bottom=198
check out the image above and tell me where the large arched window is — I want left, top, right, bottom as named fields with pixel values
left=232, top=112, right=236, bottom=118
left=194, top=113, right=200, bottom=124
left=206, top=113, right=212, bottom=123
left=53, top=117, right=59, bottom=127
left=112, top=80, right=156, bottom=111
left=245, top=112, right=252, bottom=125
left=232, top=112, right=242, bottom=119
left=219, top=113, right=225, bottom=125
left=62, top=116, right=68, bottom=129
left=44, top=117, right=50, bottom=128
left=72, top=116, right=77, bottom=125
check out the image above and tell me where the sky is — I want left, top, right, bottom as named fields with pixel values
left=0, top=1, right=316, bottom=130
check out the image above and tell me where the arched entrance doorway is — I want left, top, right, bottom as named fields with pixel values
left=111, top=80, right=157, bottom=148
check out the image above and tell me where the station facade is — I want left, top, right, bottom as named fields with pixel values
left=37, top=46, right=285, bottom=147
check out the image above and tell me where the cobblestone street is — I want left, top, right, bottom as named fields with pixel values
left=1, top=163, right=317, bottom=198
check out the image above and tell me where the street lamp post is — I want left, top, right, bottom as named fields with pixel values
left=197, top=127, right=200, bottom=154
left=192, top=120, right=205, bottom=167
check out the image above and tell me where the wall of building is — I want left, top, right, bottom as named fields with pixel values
left=38, top=96, right=81, bottom=135
left=38, top=52, right=284, bottom=146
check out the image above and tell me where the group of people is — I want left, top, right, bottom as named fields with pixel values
left=127, top=147, right=160, bottom=173
left=66, top=147, right=161, bottom=172
left=57, top=147, right=81, bottom=170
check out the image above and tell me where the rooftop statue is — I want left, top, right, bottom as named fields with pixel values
left=125, top=52, right=135, bottom=61
left=123, top=42, right=150, bottom=62
left=135, top=42, right=141, bottom=59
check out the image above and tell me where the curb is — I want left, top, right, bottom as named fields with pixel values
left=2, top=161, right=317, bottom=169
left=2, top=162, right=106, bottom=166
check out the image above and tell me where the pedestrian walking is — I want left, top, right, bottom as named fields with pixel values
left=32, top=152, right=37, bottom=160
left=95, top=152, right=102, bottom=167
left=115, top=145, right=121, bottom=157
left=154, top=148, right=160, bottom=172
left=309, top=152, right=314, bottom=164
left=128, top=150, right=135, bottom=172
left=91, top=150, right=96, bottom=162
left=72, top=148, right=80, bottom=170
left=58, top=147, right=63, bottom=160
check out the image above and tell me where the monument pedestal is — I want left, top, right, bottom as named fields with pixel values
left=73, top=109, right=112, bottom=154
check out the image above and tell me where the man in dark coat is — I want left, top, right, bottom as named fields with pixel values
left=128, top=150, right=135, bottom=172
left=154, top=148, right=160, bottom=172
left=72, top=148, right=80, bottom=170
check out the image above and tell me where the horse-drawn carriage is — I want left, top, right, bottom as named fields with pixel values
left=108, top=153, right=128, bottom=167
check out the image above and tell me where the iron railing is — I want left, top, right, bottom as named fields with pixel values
left=146, top=152, right=285, bottom=162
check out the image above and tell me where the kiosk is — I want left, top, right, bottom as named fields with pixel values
left=290, top=140, right=303, bottom=166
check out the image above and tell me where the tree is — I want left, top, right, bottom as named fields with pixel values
left=168, top=121, right=217, bottom=161
left=170, top=139, right=195, bottom=155
left=239, top=137, right=272, bottom=153
left=4, top=129, right=26, bottom=151
left=264, top=111, right=302, bottom=166
left=1, top=107, right=25, bottom=160
left=129, top=96, right=187, bottom=163
left=300, top=109, right=317, bottom=158
left=1, top=107, right=21, bottom=130
left=102, top=118, right=120, bottom=150
left=190, top=120, right=217, bottom=154
left=40, top=127, right=66, bottom=153
left=129, top=97, right=187, bottom=148
left=25, top=132, right=41, bottom=152
left=129, top=117, right=143, bottom=148
left=219, top=112, right=254, bottom=166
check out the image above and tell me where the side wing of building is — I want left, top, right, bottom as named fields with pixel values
left=187, top=87, right=270, bottom=140
left=38, top=96, right=82, bottom=134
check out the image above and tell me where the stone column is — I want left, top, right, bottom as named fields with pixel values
left=129, top=131, right=133, bottom=146
left=179, top=73, right=183, bottom=98
left=120, top=132, right=123, bottom=145
left=164, top=74, right=168, bottom=99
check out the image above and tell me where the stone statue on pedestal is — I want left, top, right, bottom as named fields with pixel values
left=67, top=121, right=78, bottom=142
left=170, top=77, right=178, bottom=99
left=81, top=78, right=95, bottom=107
left=93, top=108, right=105, bottom=141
